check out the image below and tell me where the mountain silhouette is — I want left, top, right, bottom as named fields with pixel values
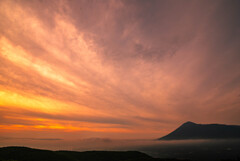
left=0, top=146, right=188, bottom=161
left=158, top=121, right=240, bottom=140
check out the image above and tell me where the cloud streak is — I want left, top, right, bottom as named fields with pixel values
left=0, top=0, right=240, bottom=141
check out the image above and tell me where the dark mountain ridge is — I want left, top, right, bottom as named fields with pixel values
left=0, top=146, right=187, bottom=161
left=158, top=121, right=240, bottom=140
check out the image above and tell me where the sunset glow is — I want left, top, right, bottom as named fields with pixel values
left=0, top=0, right=240, bottom=147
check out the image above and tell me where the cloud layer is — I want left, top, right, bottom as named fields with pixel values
left=0, top=0, right=240, bottom=140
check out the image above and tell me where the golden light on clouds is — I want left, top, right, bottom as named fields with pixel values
left=0, top=0, right=240, bottom=145
left=0, top=37, right=77, bottom=88
left=0, top=89, right=90, bottom=114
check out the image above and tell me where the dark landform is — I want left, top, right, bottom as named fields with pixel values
left=0, top=146, right=188, bottom=161
left=1, top=122, right=240, bottom=161
left=158, top=121, right=240, bottom=140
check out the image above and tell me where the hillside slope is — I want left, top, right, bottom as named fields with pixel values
left=159, top=121, right=240, bottom=140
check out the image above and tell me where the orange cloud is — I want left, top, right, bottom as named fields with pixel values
left=0, top=0, right=240, bottom=144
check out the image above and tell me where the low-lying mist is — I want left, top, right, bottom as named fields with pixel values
left=1, top=137, right=240, bottom=161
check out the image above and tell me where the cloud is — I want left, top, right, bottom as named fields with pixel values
left=0, top=0, right=239, bottom=140
left=0, top=137, right=62, bottom=141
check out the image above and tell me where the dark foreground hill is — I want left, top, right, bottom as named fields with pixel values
left=158, top=121, right=240, bottom=140
left=0, top=146, right=188, bottom=161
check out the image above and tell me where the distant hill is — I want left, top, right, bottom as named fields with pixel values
left=158, top=121, right=240, bottom=140
left=0, top=146, right=188, bottom=161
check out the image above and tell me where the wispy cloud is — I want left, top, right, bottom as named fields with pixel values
left=0, top=0, right=240, bottom=140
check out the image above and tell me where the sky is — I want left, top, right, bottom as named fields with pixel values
left=0, top=0, right=240, bottom=143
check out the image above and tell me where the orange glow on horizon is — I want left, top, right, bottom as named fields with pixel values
left=0, top=0, right=240, bottom=145
left=0, top=124, right=134, bottom=133
left=0, top=89, right=94, bottom=115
